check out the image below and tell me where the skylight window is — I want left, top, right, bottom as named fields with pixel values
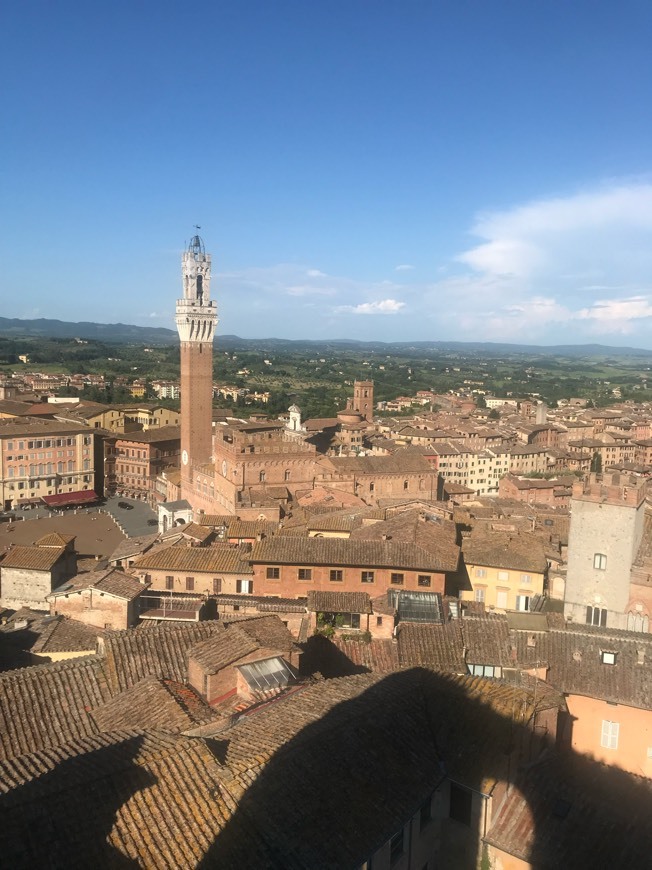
left=238, top=657, right=294, bottom=692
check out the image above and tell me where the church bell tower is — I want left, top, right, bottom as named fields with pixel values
left=176, top=234, right=217, bottom=496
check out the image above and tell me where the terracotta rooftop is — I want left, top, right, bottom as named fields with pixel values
left=101, top=620, right=225, bottom=693
left=0, top=544, right=66, bottom=571
left=331, top=636, right=400, bottom=672
left=462, top=531, right=548, bottom=574
left=307, top=590, right=372, bottom=614
left=350, top=509, right=460, bottom=572
left=397, top=620, right=466, bottom=672
left=327, top=449, right=434, bottom=475
left=133, top=543, right=253, bottom=575
left=0, top=657, right=111, bottom=760
left=251, top=535, right=455, bottom=573
left=49, top=568, right=146, bottom=601
left=107, top=533, right=158, bottom=563
left=225, top=614, right=299, bottom=654
left=90, top=677, right=215, bottom=732
left=113, top=425, right=181, bottom=443
left=34, top=532, right=75, bottom=547
left=188, top=627, right=260, bottom=674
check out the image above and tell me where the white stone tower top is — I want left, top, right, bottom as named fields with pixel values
left=176, top=234, right=217, bottom=342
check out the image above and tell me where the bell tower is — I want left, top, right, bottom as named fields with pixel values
left=176, top=233, right=217, bottom=496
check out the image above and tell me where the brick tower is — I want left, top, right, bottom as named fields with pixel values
left=352, top=380, right=374, bottom=423
left=176, top=234, right=217, bottom=498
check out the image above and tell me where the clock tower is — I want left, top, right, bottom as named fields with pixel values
left=176, top=233, right=217, bottom=498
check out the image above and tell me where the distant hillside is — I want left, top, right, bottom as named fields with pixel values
left=1, top=317, right=651, bottom=357
left=0, top=317, right=177, bottom=344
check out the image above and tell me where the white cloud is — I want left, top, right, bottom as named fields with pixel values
left=576, top=296, right=652, bottom=334
left=435, top=180, right=652, bottom=342
left=337, top=299, right=406, bottom=315
left=306, top=269, right=326, bottom=277
left=395, top=264, right=415, bottom=271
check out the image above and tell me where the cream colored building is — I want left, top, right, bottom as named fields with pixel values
left=461, top=532, right=547, bottom=612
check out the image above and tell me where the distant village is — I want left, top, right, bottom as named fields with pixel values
left=1, top=242, right=652, bottom=867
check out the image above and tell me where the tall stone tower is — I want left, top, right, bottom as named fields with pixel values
left=352, top=380, right=374, bottom=423
left=565, top=472, right=646, bottom=629
left=176, top=234, right=217, bottom=496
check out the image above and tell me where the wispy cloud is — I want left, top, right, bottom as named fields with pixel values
left=432, top=180, right=652, bottom=341
left=336, top=299, right=406, bottom=315
left=216, top=183, right=652, bottom=344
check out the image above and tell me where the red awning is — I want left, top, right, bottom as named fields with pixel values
left=41, top=490, right=99, bottom=508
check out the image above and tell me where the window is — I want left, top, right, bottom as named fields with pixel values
left=298, top=568, right=312, bottom=581
left=516, top=595, right=530, bottom=612
left=237, top=579, right=253, bottom=594
left=369, top=482, right=375, bottom=493
left=391, top=572, right=404, bottom=585
left=284, top=469, right=291, bottom=481
left=449, top=783, right=473, bottom=826
left=259, top=471, right=266, bottom=483
left=521, top=573, right=532, bottom=585
left=594, top=553, right=607, bottom=570
left=418, top=575, right=431, bottom=587
left=474, top=587, right=486, bottom=603
left=213, top=578, right=222, bottom=594
left=361, top=571, right=375, bottom=584
left=498, top=570, right=509, bottom=581
left=468, top=663, right=502, bottom=679
left=601, top=720, right=619, bottom=750
left=330, top=569, right=343, bottom=582
left=165, top=576, right=174, bottom=590
left=186, top=577, right=194, bottom=591
left=403, top=480, right=409, bottom=490
left=601, top=650, right=617, bottom=665
left=475, top=567, right=487, bottom=578
left=266, top=567, right=280, bottom=579
left=376, top=616, right=383, bottom=627
left=496, top=590, right=508, bottom=609
left=586, top=606, right=608, bottom=627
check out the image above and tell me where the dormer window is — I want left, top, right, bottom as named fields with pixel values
left=601, top=650, right=617, bottom=665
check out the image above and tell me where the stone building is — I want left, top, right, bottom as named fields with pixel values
left=47, top=568, right=147, bottom=630
left=0, top=533, right=77, bottom=610
left=564, top=472, right=647, bottom=630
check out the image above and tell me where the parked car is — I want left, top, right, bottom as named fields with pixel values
left=147, top=519, right=158, bottom=526
left=118, top=501, right=134, bottom=510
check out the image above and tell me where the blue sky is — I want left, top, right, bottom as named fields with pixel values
left=2, top=1, right=652, bottom=346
